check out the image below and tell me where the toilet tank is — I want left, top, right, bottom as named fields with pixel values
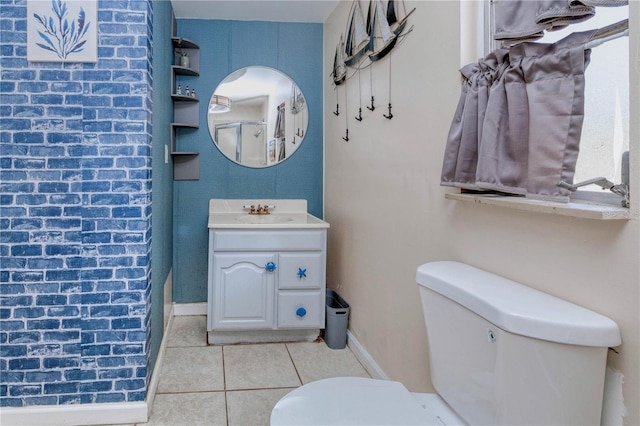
left=416, top=261, right=621, bottom=426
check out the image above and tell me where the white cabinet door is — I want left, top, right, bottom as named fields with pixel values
left=211, top=253, right=276, bottom=330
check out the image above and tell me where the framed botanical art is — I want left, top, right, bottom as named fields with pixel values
left=27, top=0, right=98, bottom=63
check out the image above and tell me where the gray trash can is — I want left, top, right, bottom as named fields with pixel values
left=324, top=289, right=349, bottom=349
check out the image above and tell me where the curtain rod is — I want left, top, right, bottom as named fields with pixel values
left=585, top=19, right=629, bottom=49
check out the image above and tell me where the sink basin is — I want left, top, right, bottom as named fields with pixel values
left=208, top=200, right=329, bottom=229
left=234, top=215, right=293, bottom=224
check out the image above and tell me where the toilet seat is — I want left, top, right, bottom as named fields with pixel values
left=270, top=377, right=461, bottom=425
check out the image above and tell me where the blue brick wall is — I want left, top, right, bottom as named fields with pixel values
left=1, top=0, right=153, bottom=407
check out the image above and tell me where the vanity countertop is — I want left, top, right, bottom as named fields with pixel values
left=208, top=199, right=330, bottom=229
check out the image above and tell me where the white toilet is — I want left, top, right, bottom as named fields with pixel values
left=271, top=261, right=621, bottom=425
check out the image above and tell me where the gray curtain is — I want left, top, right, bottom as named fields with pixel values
left=441, top=49, right=509, bottom=191
left=442, top=29, right=605, bottom=202
left=481, top=31, right=593, bottom=201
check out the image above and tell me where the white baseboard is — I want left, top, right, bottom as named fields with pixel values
left=172, top=302, right=207, bottom=316
left=346, top=330, right=388, bottom=380
left=0, top=401, right=147, bottom=426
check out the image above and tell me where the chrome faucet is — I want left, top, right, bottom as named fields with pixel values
left=243, top=204, right=275, bottom=215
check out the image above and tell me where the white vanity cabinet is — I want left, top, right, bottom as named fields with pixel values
left=207, top=228, right=327, bottom=344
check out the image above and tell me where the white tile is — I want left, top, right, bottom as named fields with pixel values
left=223, top=344, right=301, bottom=390
left=147, top=340, right=369, bottom=424
left=157, top=346, right=224, bottom=393
left=141, top=392, right=226, bottom=426
left=166, top=315, right=207, bottom=347
left=286, top=341, right=370, bottom=384
left=226, top=388, right=294, bottom=426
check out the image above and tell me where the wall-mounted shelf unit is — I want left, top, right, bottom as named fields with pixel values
left=171, top=35, right=200, bottom=181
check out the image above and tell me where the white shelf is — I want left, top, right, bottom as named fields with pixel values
left=445, top=192, right=631, bottom=220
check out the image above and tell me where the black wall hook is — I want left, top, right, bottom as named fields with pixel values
left=355, top=108, right=363, bottom=122
left=383, top=103, right=393, bottom=120
left=367, top=96, right=375, bottom=111
left=333, top=104, right=340, bottom=116
left=342, top=129, right=349, bottom=142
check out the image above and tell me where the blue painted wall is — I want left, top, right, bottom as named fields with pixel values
left=172, top=20, right=323, bottom=303
left=149, top=0, right=173, bottom=376
left=0, top=0, right=171, bottom=407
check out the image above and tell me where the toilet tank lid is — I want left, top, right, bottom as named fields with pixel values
left=416, top=261, right=621, bottom=347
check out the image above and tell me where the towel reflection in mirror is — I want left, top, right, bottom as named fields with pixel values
left=274, top=103, right=286, bottom=161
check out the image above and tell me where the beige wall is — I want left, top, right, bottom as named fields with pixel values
left=323, top=1, right=639, bottom=424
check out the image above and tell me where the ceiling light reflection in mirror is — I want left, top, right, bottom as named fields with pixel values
left=207, top=66, right=308, bottom=168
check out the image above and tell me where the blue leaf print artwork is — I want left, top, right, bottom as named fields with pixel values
left=33, top=0, right=91, bottom=60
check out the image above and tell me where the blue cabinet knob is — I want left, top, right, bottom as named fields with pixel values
left=296, top=307, right=307, bottom=317
left=265, top=262, right=276, bottom=272
left=297, top=267, right=307, bottom=278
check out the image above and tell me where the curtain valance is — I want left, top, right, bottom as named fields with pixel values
left=494, top=0, right=628, bottom=45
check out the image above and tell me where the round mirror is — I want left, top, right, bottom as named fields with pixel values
left=207, top=66, right=308, bottom=168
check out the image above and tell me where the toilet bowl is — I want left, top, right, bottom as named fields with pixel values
left=270, top=376, right=466, bottom=425
left=271, top=261, right=620, bottom=425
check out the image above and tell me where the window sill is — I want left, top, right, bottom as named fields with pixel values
left=445, top=192, right=631, bottom=220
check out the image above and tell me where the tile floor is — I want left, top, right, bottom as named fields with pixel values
left=139, top=315, right=370, bottom=425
